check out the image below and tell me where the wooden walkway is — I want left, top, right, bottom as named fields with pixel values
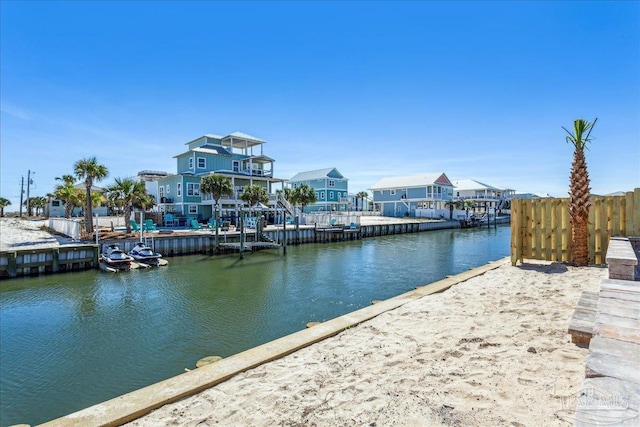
left=569, top=277, right=640, bottom=425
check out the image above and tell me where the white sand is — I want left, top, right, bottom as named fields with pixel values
left=126, top=261, right=605, bottom=427
left=0, top=217, right=64, bottom=251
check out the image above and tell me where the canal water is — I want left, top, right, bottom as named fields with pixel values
left=0, top=225, right=510, bottom=426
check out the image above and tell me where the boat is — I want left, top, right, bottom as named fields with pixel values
left=128, top=242, right=164, bottom=267
left=100, top=244, right=135, bottom=272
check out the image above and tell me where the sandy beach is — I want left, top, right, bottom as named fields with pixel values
left=123, top=261, right=604, bottom=426
left=1, top=216, right=605, bottom=426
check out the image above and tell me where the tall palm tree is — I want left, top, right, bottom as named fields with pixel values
left=74, top=157, right=108, bottom=234
left=356, top=191, right=368, bottom=211
left=0, top=197, right=11, bottom=217
left=563, top=118, right=597, bottom=266
left=200, top=174, right=233, bottom=251
left=105, top=178, right=148, bottom=233
left=293, top=184, right=317, bottom=213
left=54, top=175, right=82, bottom=218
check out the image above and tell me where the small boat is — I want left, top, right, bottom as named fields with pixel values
left=128, top=242, right=164, bottom=267
left=100, top=244, right=134, bottom=272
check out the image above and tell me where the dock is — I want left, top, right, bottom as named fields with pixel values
left=219, top=242, right=282, bottom=252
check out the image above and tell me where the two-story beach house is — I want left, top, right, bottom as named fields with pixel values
left=451, top=179, right=515, bottom=214
left=156, top=132, right=286, bottom=225
left=288, top=168, right=349, bottom=212
left=369, top=173, right=454, bottom=218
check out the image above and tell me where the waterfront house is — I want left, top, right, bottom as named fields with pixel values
left=288, top=168, right=349, bottom=212
left=451, top=179, right=515, bottom=214
left=369, top=173, right=454, bottom=218
left=156, top=132, right=286, bottom=225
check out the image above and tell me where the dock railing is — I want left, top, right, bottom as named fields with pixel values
left=511, top=188, right=640, bottom=265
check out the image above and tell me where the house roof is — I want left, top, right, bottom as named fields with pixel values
left=289, top=167, right=346, bottom=182
left=194, top=144, right=232, bottom=156
left=451, top=179, right=501, bottom=191
left=369, top=173, right=452, bottom=190
left=221, top=132, right=266, bottom=149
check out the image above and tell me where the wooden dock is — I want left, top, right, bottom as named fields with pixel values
left=569, top=237, right=640, bottom=426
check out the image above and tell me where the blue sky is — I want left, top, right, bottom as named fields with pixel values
left=1, top=1, right=639, bottom=210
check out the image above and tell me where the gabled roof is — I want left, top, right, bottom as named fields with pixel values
left=289, top=167, right=346, bottom=182
left=369, top=173, right=452, bottom=190
left=451, top=179, right=500, bottom=191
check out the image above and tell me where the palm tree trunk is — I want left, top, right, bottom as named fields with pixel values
left=572, top=218, right=589, bottom=266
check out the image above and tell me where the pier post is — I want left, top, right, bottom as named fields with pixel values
left=52, top=248, right=60, bottom=272
left=8, top=252, right=17, bottom=278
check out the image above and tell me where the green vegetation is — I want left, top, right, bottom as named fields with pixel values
left=74, top=157, right=108, bottom=234
left=563, top=118, right=597, bottom=266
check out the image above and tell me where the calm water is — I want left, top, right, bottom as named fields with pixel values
left=0, top=225, right=510, bottom=426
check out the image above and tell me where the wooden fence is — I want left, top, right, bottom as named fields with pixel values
left=511, top=188, right=640, bottom=265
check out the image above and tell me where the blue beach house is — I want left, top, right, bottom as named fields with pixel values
left=369, top=172, right=454, bottom=218
left=288, top=168, right=349, bottom=212
left=156, top=132, right=286, bottom=225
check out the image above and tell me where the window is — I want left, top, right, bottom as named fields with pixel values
left=187, top=183, right=200, bottom=196
left=177, top=183, right=182, bottom=197
left=189, top=158, right=194, bottom=169
left=159, top=186, right=165, bottom=199
left=328, top=180, right=335, bottom=187
left=188, top=205, right=198, bottom=214
left=52, top=201, right=60, bottom=207
left=390, top=189, right=396, bottom=195
left=197, top=157, right=206, bottom=169
left=233, top=161, right=239, bottom=172
left=320, top=191, right=325, bottom=200
left=166, top=185, right=170, bottom=195
left=315, top=192, right=319, bottom=199
left=329, top=191, right=334, bottom=200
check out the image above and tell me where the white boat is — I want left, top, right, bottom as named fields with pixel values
left=128, top=242, right=163, bottom=266
left=100, top=244, right=134, bottom=272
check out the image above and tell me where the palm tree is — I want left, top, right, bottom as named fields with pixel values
left=105, top=178, right=148, bottom=233
left=445, top=200, right=463, bottom=220
left=563, top=118, right=597, bottom=266
left=54, top=175, right=82, bottom=218
left=28, top=196, right=47, bottom=216
left=356, top=191, right=368, bottom=211
left=0, top=197, right=11, bottom=217
left=74, top=157, right=108, bottom=234
left=293, top=184, right=317, bottom=213
left=240, top=184, right=270, bottom=206
left=200, top=174, right=233, bottom=250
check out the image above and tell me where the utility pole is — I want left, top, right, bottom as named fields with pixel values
left=19, top=176, right=24, bottom=217
left=26, top=170, right=32, bottom=216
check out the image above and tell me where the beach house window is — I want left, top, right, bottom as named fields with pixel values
left=52, top=201, right=60, bottom=207
left=320, top=191, right=325, bottom=200
left=316, top=192, right=319, bottom=199
left=329, top=191, right=334, bottom=200
left=233, top=161, right=239, bottom=172
left=177, top=183, right=182, bottom=197
left=189, top=158, right=194, bottom=170
left=188, top=205, right=198, bottom=214
left=159, top=186, right=165, bottom=199
left=187, top=183, right=200, bottom=196
left=166, top=185, right=170, bottom=195
left=390, top=189, right=396, bottom=195
left=328, top=180, right=335, bottom=187
left=197, top=157, right=206, bottom=169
